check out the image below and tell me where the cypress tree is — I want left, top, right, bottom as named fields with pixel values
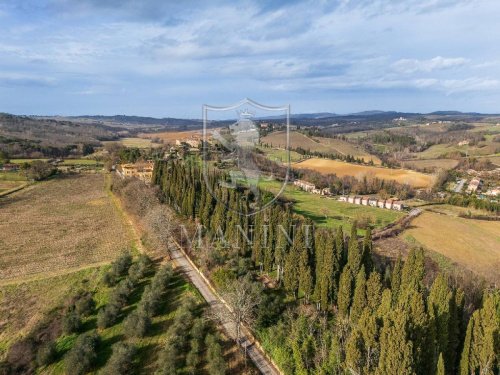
left=391, top=256, right=403, bottom=305
left=350, top=266, right=367, bottom=323
left=366, top=271, right=383, bottom=314
left=428, top=274, right=452, bottom=371
left=345, top=329, right=364, bottom=374
left=459, top=313, right=474, bottom=375
left=347, top=225, right=362, bottom=276
left=376, top=311, right=416, bottom=375
left=337, top=266, right=354, bottom=317
left=362, top=227, right=373, bottom=272
left=284, top=245, right=300, bottom=299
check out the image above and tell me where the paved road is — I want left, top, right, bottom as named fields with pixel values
left=167, top=241, right=280, bottom=375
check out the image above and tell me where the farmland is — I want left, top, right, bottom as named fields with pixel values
left=0, top=174, right=133, bottom=283
left=261, top=131, right=380, bottom=164
left=259, top=180, right=404, bottom=232
left=293, top=158, right=435, bottom=188
left=0, top=172, right=27, bottom=195
left=139, top=130, right=202, bottom=144
left=403, top=211, right=500, bottom=283
left=401, top=158, right=460, bottom=171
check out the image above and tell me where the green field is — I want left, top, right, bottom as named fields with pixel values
left=259, top=180, right=404, bottom=233
left=258, top=147, right=304, bottom=163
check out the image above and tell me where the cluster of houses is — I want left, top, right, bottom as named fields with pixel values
left=0, top=163, right=19, bottom=172
left=116, top=160, right=154, bottom=183
left=293, top=179, right=331, bottom=196
left=338, top=195, right=405, bottom=211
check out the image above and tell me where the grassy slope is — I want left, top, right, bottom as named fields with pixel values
left=261, top=131, right=380, bottom=164
left=259, top=180, right=404, bottom=233
left=293, top=158, right=435, bottom=188
left=403, top=211, right=500, bottom=282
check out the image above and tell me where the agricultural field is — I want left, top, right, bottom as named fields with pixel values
left=0, top=174, right=133, bottom=283
left=257, top=147, right=304, bottom=163
left=0, top=171, right=27, bottom=195
left=401, top=158, right=460, bottom=172
left=139, top=130, right=202, bottom=144
left=416, top=141, right=498, bottom=159
left=402, top=211, right=500, bottom=283
left=293, top=158, right=435, bottom=188
left=103, top=137, right=163, bottom=149
left=261, top=131, right=380, bottom=164
left=259, top=180, right=404, bottom=232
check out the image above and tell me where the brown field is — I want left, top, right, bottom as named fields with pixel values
left=294, top=158, right=435, bottom=188
left=404, top=212, right=500, bottom=282
left=401, top=158, right=459, bottom=171
left=139, top=129, right=202, bottom=143
left=0, top=174, right=132, bottom=283
left=261, top=131, right=381, bottom=164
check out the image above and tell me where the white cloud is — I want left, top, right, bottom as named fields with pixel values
left=392, top=56, right=469, bottom=74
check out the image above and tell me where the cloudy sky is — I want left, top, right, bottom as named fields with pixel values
left=1, top=0, right=499, bottom=117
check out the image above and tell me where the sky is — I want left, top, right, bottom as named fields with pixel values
left=1, top=0, right=500, bottom=118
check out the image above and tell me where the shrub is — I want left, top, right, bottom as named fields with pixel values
left=103, top=252, right=133, bottom=286
left=97, top=303, right=120, bottom=329
left=62, top=310, right=81, bottom=334
left=64, top=332, right=100, bottom=375
left=109, top=277, right=134, bottom=307
left=123, top=306, right=151, bottom=338
left=155, top=341, right=178, bottom=375
left=205, top=334, right=226, bottom=375
left=103, top=342, right=137, bottom=375
left=75, top=294, right=95, bottom=317
left=36, top=341, right=57, bottom=367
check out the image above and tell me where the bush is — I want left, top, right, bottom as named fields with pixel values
left=62, top=310, right=81, bottom=334
left=205, top=334, right=226, bottom=375
left=155, top=341, right=178, bottom=375
left=123, top=306, right=151, bottom=338
left=103, top=252, right=133, bottom=286
left=97, top=303, right=120, bottom=329
left=104, top=342, right=137, bottom=375
left=64, top=332, right=100, bottom=375
left=75, top=294, right=95, bottom=317
left=109, top=277, right=134, bottom=307
left=36, top=341, right=57, bottom=367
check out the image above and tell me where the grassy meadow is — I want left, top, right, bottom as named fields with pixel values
left=259, top=180, right=404, bottom=233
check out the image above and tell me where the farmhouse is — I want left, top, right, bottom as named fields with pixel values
left=377, top=200, right=386, bottom=208
left=368, top=198, right=378, bottom=207
left=338, top=196, right=348, bottom=202
left=458, top=140, right=470, bottom=146
left=361, top=197, right=369, bottom=206
left=118, top=161, right=154, bottom=183
left=354, top=196, right=362, bottom=205
left=1, top=163, right=19, bottom=172
left=466, top=177, right=482, bottom=194
left=348, top=196, right=356, bottom=204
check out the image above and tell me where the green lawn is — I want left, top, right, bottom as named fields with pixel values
left=258, top=180, right=404, bottom=233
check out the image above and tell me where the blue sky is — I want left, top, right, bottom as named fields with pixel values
left=1, top=0, right=499, bottom=117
